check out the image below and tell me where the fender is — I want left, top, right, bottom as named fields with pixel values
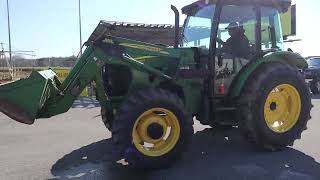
left=229, top=51, right=308, bottom=98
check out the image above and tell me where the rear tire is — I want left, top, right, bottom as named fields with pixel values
left=237, top=62, right=312, bottom=151
left=112, top=89, right=193, bottom=169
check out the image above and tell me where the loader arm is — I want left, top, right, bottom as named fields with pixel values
left=38, top=45, right=102, bottom=118
left=0, top=39, right=174, bottom=124
left=0, top=45, right=104, bottom=124
left=40, top=42, right=174, bottom=118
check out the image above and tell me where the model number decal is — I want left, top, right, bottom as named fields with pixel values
left=119, top=43, right=169, bottom=55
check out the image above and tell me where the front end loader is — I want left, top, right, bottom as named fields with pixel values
left=0, top=0, right=312, bottom=169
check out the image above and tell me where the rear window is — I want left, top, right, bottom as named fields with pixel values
left=308, top=58, right=320, bottom=66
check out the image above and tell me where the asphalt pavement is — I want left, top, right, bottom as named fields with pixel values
left=0, top=96, right=320, bottom=180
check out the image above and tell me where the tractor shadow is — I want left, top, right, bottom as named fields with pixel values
left=50, top=127, right=320, bottom=180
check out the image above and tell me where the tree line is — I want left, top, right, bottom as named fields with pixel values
left=0, top=55, right=77, bottom=68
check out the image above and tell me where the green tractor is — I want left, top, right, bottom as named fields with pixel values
left=0, top=0, right=312, bottom=168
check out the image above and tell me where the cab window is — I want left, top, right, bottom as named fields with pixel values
left=261, top=7, right=284, bottom=50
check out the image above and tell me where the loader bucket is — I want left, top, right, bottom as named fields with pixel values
left=0, top=69, right=58, bottom=125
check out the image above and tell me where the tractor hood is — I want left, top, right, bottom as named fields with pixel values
left=92, top=35, right=181, bottom=58
left=92, top=35, right=196, bottom=79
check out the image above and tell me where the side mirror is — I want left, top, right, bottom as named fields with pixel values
left=281, top=5, right=296, bottom=40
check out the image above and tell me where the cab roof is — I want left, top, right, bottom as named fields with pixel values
left=182, top=0, right=291, bottom=15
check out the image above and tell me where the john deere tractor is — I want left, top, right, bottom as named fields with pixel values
left=0, top=0, right=312, bottom=168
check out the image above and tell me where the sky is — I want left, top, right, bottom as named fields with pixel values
left=0, top=0, right=319, bottom=58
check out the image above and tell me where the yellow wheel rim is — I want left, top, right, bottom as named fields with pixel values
left=264, top=84, right=301, bottom=133
left=132, top=108, right=181, bottom=157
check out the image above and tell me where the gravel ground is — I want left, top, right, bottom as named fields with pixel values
left=0, top=96, right=319, bottom=180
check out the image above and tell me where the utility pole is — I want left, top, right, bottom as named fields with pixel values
left=6, top=0, right=13, bottom=70
left=0, top=42, right=35, bottom=80
left=78, top=0, right=83, bottom=55
left=0, top=42, right=13, bottom=79
left=0, top=43, right=5, bottom=68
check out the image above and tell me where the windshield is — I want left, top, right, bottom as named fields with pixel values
left=308, top=58, right=320, bottom=67
left=182, top=5, right=216, bottom=49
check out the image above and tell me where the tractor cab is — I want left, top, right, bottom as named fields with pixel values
left=181, top=0, right=290, bottom=51
left=178, top=0, right=294, bottom=95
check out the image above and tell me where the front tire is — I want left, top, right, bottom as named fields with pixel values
left=101, top=108, right=113, bottom=131
left=237, top=62, right=312, bottom=151
left=112, top=89, right=193, bottom=169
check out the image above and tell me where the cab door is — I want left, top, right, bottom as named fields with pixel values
left=214, top=5, right=258, bottom=95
